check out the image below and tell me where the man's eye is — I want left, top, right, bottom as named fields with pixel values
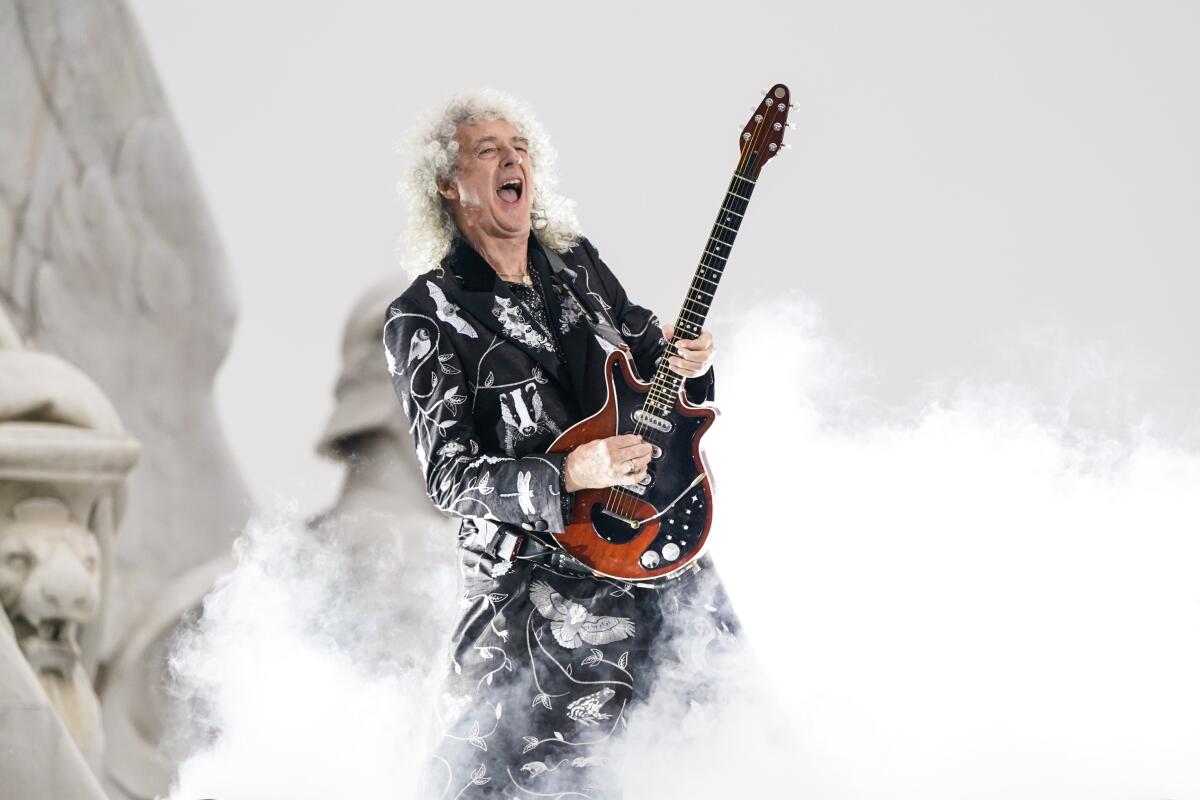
left=479, top=147, right=496, bottom=155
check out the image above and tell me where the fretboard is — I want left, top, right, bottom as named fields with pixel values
left=643, top=169, right=755, bottom=409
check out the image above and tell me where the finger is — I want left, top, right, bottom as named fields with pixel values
left=614, top=459, right=648, bottom=482
left=610, top=434, right=644, bottom=449
left=617, top=442, right=654, bottom=457
left=619, top=463, right=649, bottom=484
left=668, top=356, right=702, bottom=376
left=662, top=323, right=675, bottom=340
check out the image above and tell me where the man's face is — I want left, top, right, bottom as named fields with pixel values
left=440, top=117, right=533, bottom=242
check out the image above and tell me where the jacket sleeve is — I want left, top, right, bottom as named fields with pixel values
left=579, top=238, right=715, bottom=405
left=383, top=295, right=569, bottom=534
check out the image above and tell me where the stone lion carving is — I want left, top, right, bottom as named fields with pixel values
left=0, top=300, right=139, bottom=797
left=0, top=497, right=101, bottom=675
left=1, top=497, right=103, bottom=761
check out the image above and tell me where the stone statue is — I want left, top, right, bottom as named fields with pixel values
left=307, top=277, right=458, bottom=672
left=1, top=1, right=252, bottom=796
left=0, top=305, right=139, bottom=799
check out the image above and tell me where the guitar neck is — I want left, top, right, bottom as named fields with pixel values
left=649, top=168, right=756, bottom=397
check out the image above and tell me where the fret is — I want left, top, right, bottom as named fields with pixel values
left=640, top=162, right=759, bottom=401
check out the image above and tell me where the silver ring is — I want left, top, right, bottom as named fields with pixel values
left=625, top=459, right=636, bottom=475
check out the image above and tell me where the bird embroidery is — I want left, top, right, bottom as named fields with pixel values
left=528, top=580, right=635, bottom=649
left=426, top=281, right=478, bottom=338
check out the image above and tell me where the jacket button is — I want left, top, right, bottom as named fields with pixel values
left=533, top=519, right=548, bottom=531
left=521, top=522, right=533, bottom=530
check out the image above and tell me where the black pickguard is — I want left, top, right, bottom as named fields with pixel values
left=596, top=357, right=713, bottom=574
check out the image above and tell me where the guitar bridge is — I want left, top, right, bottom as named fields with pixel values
left=597, top=506, right=644, bottom=529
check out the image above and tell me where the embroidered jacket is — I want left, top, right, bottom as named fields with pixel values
left=383, top=234, right=714, bottom=552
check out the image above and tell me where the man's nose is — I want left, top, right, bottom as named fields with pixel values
left=500, top=146, right=521, bottom=167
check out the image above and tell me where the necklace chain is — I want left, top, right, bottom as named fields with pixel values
left=496, top=254, right=533, bottom=286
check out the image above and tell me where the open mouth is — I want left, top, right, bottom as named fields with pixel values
left=496, top=177, right=523, bottom=204
left=14, top=616, right=81, bottom=675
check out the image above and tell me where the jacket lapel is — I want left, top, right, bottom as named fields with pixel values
left=439, top=236, right=569, bottom=392
left=538, top=243, right=620, bottom=417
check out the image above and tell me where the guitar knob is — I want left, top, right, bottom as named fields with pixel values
left=640, top=550, right=661, bottom=569
left=650, top=444, right=663, bottom=459
left=638, top=474, right=652, bottom=486
left=662, top=543, right=681, bottom=561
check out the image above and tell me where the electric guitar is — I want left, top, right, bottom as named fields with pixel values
left=546, top=84, right=792, bottom=581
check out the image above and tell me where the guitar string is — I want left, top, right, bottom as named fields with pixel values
left=603, top=93, right=787, bottom=526
left=607, top=95, right=783, bottom=521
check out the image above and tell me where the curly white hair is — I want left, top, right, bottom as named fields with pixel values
left=396, top=89, right=583, bottom=278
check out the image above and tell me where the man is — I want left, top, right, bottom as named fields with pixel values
left=385, top=90, right=735, bottom=799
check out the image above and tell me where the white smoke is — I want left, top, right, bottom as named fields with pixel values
left=704, top=293, right=1200, bottom=799
left=164, top=504, right=458, bottom=799
left=163, top=295, right=1200, bottom=799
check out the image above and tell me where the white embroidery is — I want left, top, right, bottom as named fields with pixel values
left=493, top=296, right=553, bottom=352
left=554, top=285, right=586, bottom=334
left=528, top=580, right=636, bottom=649
left=426, top=281, right=479, bottom=338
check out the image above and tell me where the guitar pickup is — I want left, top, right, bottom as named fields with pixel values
left=633, top=409, right=673, bottom=433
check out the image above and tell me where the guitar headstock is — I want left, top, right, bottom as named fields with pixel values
left=738, top=84, right=791, bottom=179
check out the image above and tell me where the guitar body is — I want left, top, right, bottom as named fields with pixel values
left=543, top=82, right=790, bottom=583
left=546, top=347, right=717, bottom=581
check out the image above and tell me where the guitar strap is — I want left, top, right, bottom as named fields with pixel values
left=543, top=248, right=627, bottom=351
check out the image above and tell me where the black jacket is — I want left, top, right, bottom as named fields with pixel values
left=383, top=234, right=714, bottom=550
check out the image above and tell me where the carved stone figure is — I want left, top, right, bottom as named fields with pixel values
left=308, top=277, right=458, bottom=671
left=0, top=306, right=140, bottom=798
left=1, top=2, right=253, bottom=796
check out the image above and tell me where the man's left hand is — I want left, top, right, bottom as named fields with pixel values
left=662, top=324, right=715, bottom=378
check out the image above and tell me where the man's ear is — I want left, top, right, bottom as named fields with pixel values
left=436, top=177, right=458, bottom=202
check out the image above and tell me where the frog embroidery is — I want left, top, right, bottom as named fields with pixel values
left=566, top=687, right=616, bottom=727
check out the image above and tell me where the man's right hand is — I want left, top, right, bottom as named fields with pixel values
left=563, top=434, right=653, bottom=492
